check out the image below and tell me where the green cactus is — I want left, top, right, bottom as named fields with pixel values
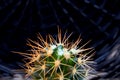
left=17, top=28, right=95, bottom=80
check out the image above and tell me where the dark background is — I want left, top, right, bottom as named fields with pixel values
left=0, top=0, right=120, bottom=79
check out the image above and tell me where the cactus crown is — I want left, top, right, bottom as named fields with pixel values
left=17, top=28, right=95, bottom=80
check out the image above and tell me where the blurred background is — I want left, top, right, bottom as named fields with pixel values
left=0, top=0, right=120, bottom=79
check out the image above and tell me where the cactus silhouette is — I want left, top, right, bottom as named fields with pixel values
left=16, top=28, right=95, bottom=80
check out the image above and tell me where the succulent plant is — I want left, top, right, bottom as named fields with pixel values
left=16, top=28, right=95, bottom=80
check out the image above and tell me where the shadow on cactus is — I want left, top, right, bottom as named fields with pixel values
left=15, top=28, right=95, bottom=80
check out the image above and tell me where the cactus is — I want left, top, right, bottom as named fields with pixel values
left=17, top=28, right=95, bottom=80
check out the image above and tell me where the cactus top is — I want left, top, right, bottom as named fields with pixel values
left=16, top=28, right=95, bottom=80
